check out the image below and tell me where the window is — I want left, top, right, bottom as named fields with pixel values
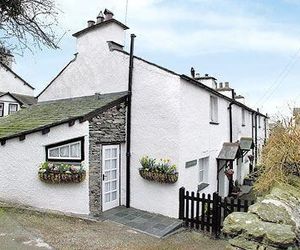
left=199, top=157, right=209, bottom=183
left=0, top=103, right=3, bottom=117
left=210, top=96, right=218, bottom=123
left=8, top=103, right=18, bottom=114
left=242, top=109, right=245, bottom=126
left=258, top=116, right=261, bottom=128
left=46, top=137, right=84, bottom=162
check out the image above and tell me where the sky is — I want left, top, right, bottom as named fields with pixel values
left=11, top=0, right=300, bottom=119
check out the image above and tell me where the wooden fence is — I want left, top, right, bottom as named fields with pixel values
left=179, top=187, right=254, bottom=237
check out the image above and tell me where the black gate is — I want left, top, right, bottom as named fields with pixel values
left=178, top=187, right=254, bottom=237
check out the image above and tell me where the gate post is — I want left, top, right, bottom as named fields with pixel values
left=179, top=187, right=185, bottom=219
left=212, top=192, right=221, bottom=238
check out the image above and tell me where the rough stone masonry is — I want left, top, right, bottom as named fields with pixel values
left=88, top=102, right=126, bottom=215
left=223, top=183, right=300, bottom=250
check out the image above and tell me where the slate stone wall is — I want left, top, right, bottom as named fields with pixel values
left=88, top=103, right=126, bottom=215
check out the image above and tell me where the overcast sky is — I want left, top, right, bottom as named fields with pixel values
left=12, top=0, right=300, bottom=118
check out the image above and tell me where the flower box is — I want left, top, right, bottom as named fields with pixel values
left=139, top=169, right=178, bottom=184
left=38, top=162, right=86, bottom=184
left=39, top=171, right=86, bottom=184
left=139, top=156, right=178, bottom=184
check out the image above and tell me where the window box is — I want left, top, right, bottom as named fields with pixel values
left=139, top=156, right=178, bottom=184
left=139, top=169, right=178, bottom=184
left=38, top=162, right=86, bottom=184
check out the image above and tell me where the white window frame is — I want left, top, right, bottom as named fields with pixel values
left=210, top=96, right=218, bottom=123
left=199, top=157, right=209, bottom=184
left=242, top=108, right=245, bottom=126
left=8, top=103, right=18, bottom=114
left=47, top=140, right=82, bottom=161
left=0, top=103, right=4, bottom=117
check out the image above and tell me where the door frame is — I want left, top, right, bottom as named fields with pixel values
left=102, top=144, right=120, bottom=211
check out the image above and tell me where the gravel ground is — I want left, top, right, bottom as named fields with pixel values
left=0, top=207, right=228, bottom=250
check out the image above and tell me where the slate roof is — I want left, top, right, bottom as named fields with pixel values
left=0, top=91, right=127, bottom=141
left=217, top=142, right=240, bottom=161
left=0, top=92, right=37, bottom=107
left=239, top=137, right=254, bottom=151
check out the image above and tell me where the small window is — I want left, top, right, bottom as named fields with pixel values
left=199, top=157, right=209, bottom=183
left=0, top=103, right=3, bottom=117
left=210, top=96, right=218, bottom=123
left=242, top=109, right=245, bottom=126
left=46, top=137, right=84, bottom=162
left=8, top=103, right=18, bottom=114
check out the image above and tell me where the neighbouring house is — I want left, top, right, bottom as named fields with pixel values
left=0, top=10, right=268, bottom=218
left=0, top=50, right=36, bottom=117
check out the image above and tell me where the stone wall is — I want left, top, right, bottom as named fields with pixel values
left=88, top=102, right=126, bottom=215
left=223, top=184, right=300, bottom=249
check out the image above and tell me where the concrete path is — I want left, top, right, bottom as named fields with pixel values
left=102, top=206, right=183, bottom=238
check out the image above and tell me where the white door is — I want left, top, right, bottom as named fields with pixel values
left=102, top=145, right=120, bottom=211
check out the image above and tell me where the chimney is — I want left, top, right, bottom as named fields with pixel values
left=191, top=67, right=195, bottom=78
left=87, top=20, right=95, bottom=27
left=235, top=95, right=245, bottom=104
left=224, top=82, right=230, bottom=88
left=96, top=11, right=104, bottom=24
left=219, top=82, right=223, bottom=88
left=104, top=9, right=114, bottom=20
left=0, top=48, right=13, bottom=69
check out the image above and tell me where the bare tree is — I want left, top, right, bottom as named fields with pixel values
left=0, top=0, right=59, bottom=57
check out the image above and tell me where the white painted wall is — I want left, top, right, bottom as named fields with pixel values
left=0, top=65, right=33, bottom=96
left=38, top=23, right=129, bottom=102
left=0, top=94, right=20, bottom=116
left=0, top=121, right=90, bottom=214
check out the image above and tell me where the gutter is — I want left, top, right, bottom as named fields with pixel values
left=126, top=34, right=136, bottom=208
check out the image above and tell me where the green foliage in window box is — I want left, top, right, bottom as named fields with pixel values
left=38, top=162, right=86, bottom=184
left=139, top=156, right=178, bottom=184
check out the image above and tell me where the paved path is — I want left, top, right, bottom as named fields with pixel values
left=102, top=206, right=183, bottom=238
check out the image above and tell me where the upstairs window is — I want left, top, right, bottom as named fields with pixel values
left=242, top=109, right=245, bottom=126
left=210, top=96, right=218, bottom=124
left=46, top=137, right=84, bottom=162
left=0, top=103, right=3, bottom=117
left=8, top=103, right=18, bottom=114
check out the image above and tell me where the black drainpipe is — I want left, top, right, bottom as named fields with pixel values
left=228, top=102, right=233, bottom=142
left=126, top=34, right=136, bottom=208
left=254, top=112, right=258, bottom=165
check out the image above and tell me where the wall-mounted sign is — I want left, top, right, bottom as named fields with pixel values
left=185, top=159, right=197, bottom=168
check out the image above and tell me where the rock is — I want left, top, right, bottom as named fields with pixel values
left=248, top=202, right=295, bottom=226
left=223, top=212, right=260, bottom=236
left=229, top=236, right=261, bottom=250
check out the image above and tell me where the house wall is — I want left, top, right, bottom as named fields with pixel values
left=0, top=94, right=20, bottom=116
left=130, top=61, right=181, bottom=218
left=0, top=121, right=90, bottom=214
left=38, top=23, right=129, bottom=102
left=0, top=65, right=33, bottom=96
left=89, top=103, right=126, bottom=215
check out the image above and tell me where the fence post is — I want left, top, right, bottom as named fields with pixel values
left=179, top=187, right=185, bottom=219
left=212, top=192, right=221, bottom=238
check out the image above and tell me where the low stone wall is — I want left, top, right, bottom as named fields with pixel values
left=223, top=184, right=300, bottom=249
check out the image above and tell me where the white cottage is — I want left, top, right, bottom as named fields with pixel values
left=0, top=51, right=36, bottom=117
left=0, top=10, right=268, bottom=218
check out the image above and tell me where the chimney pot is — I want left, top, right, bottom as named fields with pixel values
left=205, top=74, right=209, bottom=77
left=87, top=20, right=95, bottom=27
left=191, top=67, right=195, bottom=78
left=104, top=9, right=114, bottom=20
left=219, top=82, right=223, bottom=88
left=97, top=11, right=105, bottom=24
left=225, top=82, right=229, bottom=88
